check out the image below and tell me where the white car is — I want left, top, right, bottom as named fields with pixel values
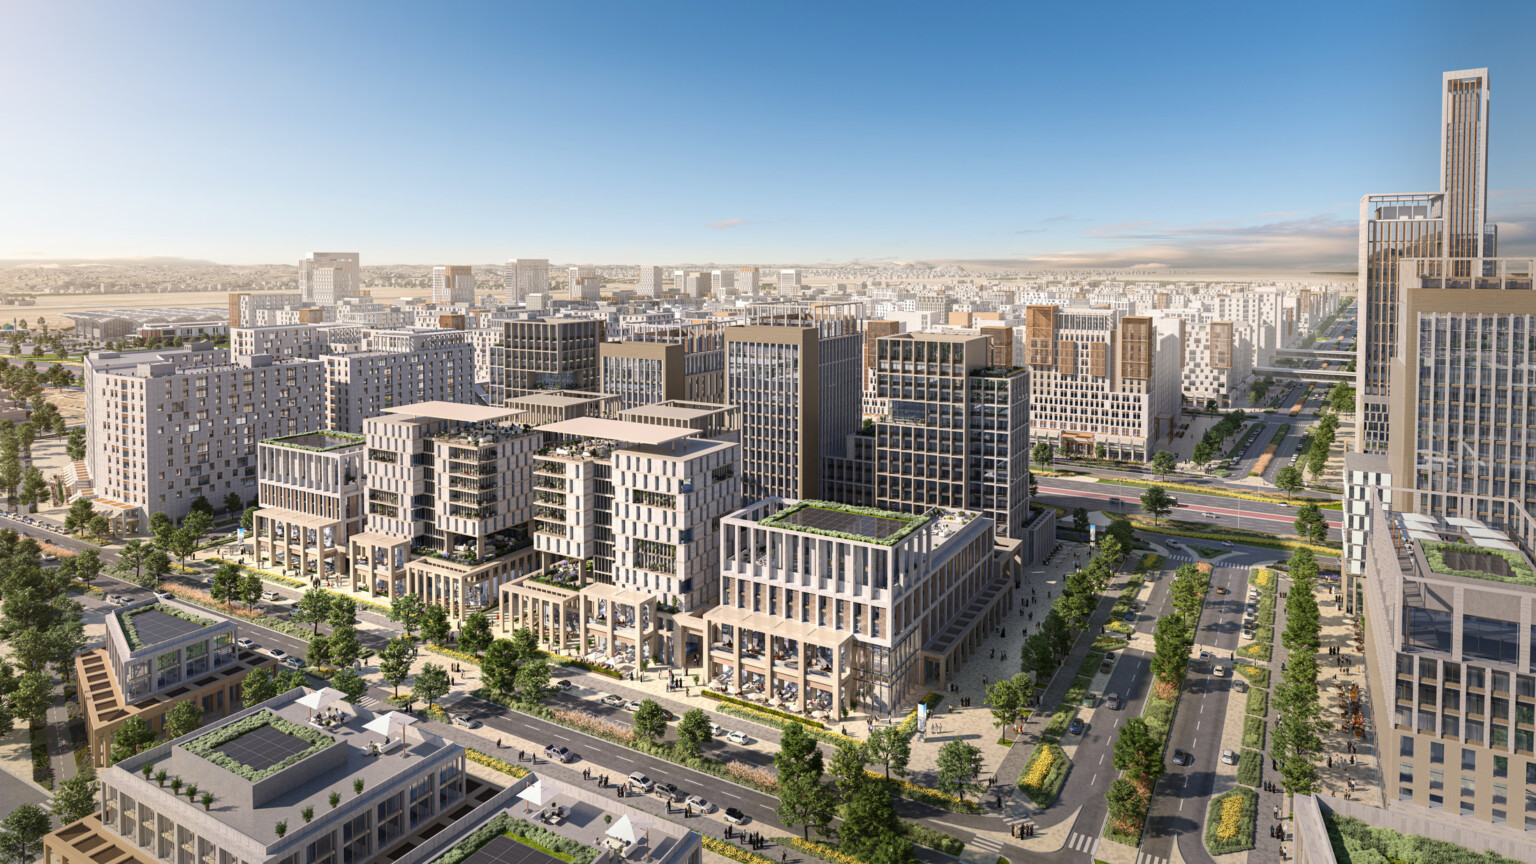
left=236, top=638, right=255, bottom=649
left=1213, top=664, right=1227, bottom=678
left=1221, top=749, right=1238, bottom=765
left=685, top=794, right=716, bottom=813
left=600, top=694, right=625, bottom=707
left=726, top=730, right=750, bottom=745
left=624, top=701, right=643, bottom=712
left=266, top=648, right=287, bottom=660
left=709, top=723, right=725, bottom=737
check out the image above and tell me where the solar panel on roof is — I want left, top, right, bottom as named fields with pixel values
left=210, top=724, right=313, bottom=771
left=463, top=835, right=568, bottom=864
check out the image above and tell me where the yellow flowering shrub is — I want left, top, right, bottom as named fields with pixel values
left=1024, top=746, right=1055, bottom=788
left=1217, top=793, right=1243, bottom=839
left=466, top=748, right=530, bottom=778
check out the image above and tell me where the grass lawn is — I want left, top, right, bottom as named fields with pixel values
left=1190, top=545, right=1226, bottom=559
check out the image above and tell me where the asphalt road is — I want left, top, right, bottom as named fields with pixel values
left=1193, top=567, right=1249, bottom=656
left=0, top=764, right=49, bottom=819
left=1037, top=475, right=1342, bottom=541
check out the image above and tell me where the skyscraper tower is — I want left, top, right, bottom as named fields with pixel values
left=503, top=259, right=549, bottom=305
left=431, top=265, right=475, bottom=304
left=1357, top=69, right=1492, bottom=453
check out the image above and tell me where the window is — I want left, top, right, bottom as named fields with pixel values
left=1496, top=755, right=1509, bottom=778
left=1495, top=784, right=1508, bottom=806
left=1403, top=737, right=1416, bottom=757
left=1431, top=769, right=1445, bottom=791
left=1431, top=742, right=1445, bottom=763
left=1462, top=801, right=1476, bottom=817
left=1463, top=748, right=1478, bottom=770
left=1407, top=608, right=1454, bottom=652
left=1401, top=787, right=1414, bottom=802
left=1430, top=794, right=1444, bottom=809
left=1470, top=666, right=1487, bottom=690
left=1460, top=775, right=1474, bottom=796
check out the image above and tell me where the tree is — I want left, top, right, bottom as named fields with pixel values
left=674, top=708, right=713, bottom=760
left=420, top=604, right=450, bottom=645
left=63, top=499, right=94, bottom=535
left=412, top=663, right=450, bottom=706
left=827, top=739, right=868, bottom=794
left=1111, top=717, right=1165, bottom=785
left=377, top=638, right=414, bottom=698
left=167, top=527, right=198, bottom=570
left=633, top=699, right=669, bottom=743
left=1106, top=517, right=1136, bottom=550
left=1031, top=440, right=1054, bottom=469
left=183, top=510, right=213, bottom=546
left=306, top=634, right=332, bottom=668
left=459, top=612, right=493, bottom=657
left=223, top=492, right=244, bottom=516
left=1095, top=442, right=1107, bottom=460
left=1027, top=470, right=1038, bottom=497
left=986, top=673, right=1033, bottom=730
left=0, top=803, right=50, bottom=864
left=70, top=549, right=101, bottom=583
left=86, top=514, right=110, bottom=539
left=210, top=562, right=243, bottom=606
left=9, top=671, right=51, bottom=725
left=388, top=593, right=425, bottom=640
left=109, top=716, right=156, bottom=764
left=1168, top=564, right=1207, bottom=628
left=1140, top=485, right=1175, bottom=524
left=241, top=505, right=259, bottom=533
left=1072, top=507, right=1089, bottom=534
left=1151, top=615, right=1190, bottom=685
left=188, top=496, right=214, bottom=519
left=1105, top=778, right=1144, bottom=836
left=1274, top=465, right=1305, bottom=496
left=165, top=700, right=204, bottom=738
left=64, top=428, right=85, bottom=462
left=1294, top=503, right=1328, bottom=543
left=1191, top=440, right=1214, bottom=471
left=514, top=658, right=549, bottom=697
left=839, top=777, right=907, bottom=863
left=327, top=596, right=357, bottom=629
left=481, top=638, right=520, bottom=698
left=331, top=668, right=367, bottom=703
left=1329, top=384, right=1356, bottom=414
left=774, top=724, right=834, bottom=840
left=1151, top=450, right=1176, bottom=479
left=50, top=773, right=99, bottom=826
left=240, top=572, right=264, bottom=609
left=934, top=740, right=985, bottom=803
left=328, top=625, right=362, bottom=669
left=17, top=468, right=45, bottom=514
left=292, top=589, right=332, bottom=635
left=864, top=724, right=910, bottom=780
left=143, top=550, right=172, bottom=584
left=148, top=511, right=175, bottom=549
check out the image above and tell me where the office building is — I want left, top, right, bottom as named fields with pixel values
left=47, top=687, right=512, bottom=864
left=711, top=269, right=735, bottom=295
left=321, top=329, right=474, bottom=432
left=1358, top=69, right=1495, bottom=453
left=350, top=402, right=539, bottom=621
left=737, top=267, right=760, bottom=294
left=726, top=302, right=863, bottom=503
left=492, top=317, right=605, bottom=403
left=298, top=252, right=361, bottom=306
left=684, top=271, right=710, bottom=299
left=568, top=266, right=602, bottom=300
left=1023, top=305, right=1181, bottom=462
left=73, top=597, right=276, bottom=768
left=252, top=431, right=365, bottom=582
left=872, top=332, right=1032, bottom=540
left=862, top=320, right=903, bottom=385
left=503, top=258, right=548, bottom=305
left=1181, top=320, right=1253, bottom=409
left=600, top=320, right=728, bottom=411
left=430, top=265, right=475, bottom=304
left=639, top=265, right=664, bottom=298
left=777, top=269, right=801, bottom=295
left=698, top=498, right=1017, bottom=715
left=85, top=345, right=325, bottom=523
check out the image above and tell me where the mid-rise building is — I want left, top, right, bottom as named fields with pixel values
left=726, top=302, right=863, bottom=503
left=431, top=265, right=475, bottom=304
left=600, top=320, right=727, bottom=411
left=231, top=324, right=336, bottom=360
left=1181, top=320, right=1253, bottom=409
left=492, top=317, right=605, bottom=403
left=85, top=346, right=324, bottom=522
left=504, top=258, right=549, bottom=305
left=568, top=266, right=601, bottom=300
left=862, top=319, right=903, bottom=384
left=350, top=402, right=539, bottom=621
left=321, top=329, right=474, bottom=432
left=711, top=269, right=735, bottom=295
left=737, top=267, right=760, bottom=294
left=74, top=598, right=274, bottom=767
left=1023, top=305, right=1181, bottom=462
left=298, top=252, right=361, bottom=306
left=638, top=265, right=664, bottom=298
left=777, top=269, right=801, bottom=295
left=684, top=271, right=710, bottom=299
left=229, top=292, right=303, bottom=328
left=252, top=430, right=365, bottom=582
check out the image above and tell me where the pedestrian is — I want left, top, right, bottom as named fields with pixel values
left=496, top=737, right=502, bottom=749
left=1002, top=651, right=1007, bottom=662
left=991, top=649, right=995, bottom=659
left=687, top=804, right=692, bottom=818
left=782, top=852, right=787, bottom=864
left=1350, top=754, right=1355, bottom=765
left=1328, top=756, right=1332, bottom=768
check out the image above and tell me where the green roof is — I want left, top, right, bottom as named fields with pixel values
left=759, top=500, right=928, bottom=546
left=263, top=430, right=365, bottom=452
left=1421, top=541, right=1536, bottom=587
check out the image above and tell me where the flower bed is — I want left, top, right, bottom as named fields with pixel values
left=1017, top=741, right=1070, bottom=806
left=701, top=690, right=828, bottom=729
left=1235, top=748, right=1263, bottom=787
left=1203, top=787, right=1256, bottom=854
left=775, top=836, right=863, bottom=864
left=1235, top=663, right=1269, bottom=689
left=1239, top=642, right=1272, bottom=662
left=703, top=838, right=779, bottom=864
left=466, top=748, right=530, bottom=779
left=567, top=659, right=622, bottom=679
left=181, top=711, right=333, bottom=781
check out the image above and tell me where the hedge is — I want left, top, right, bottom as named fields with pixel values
left=119, top=603, right=214, bottom=650
left=701, top=690, right=828, bottom=729
left=436, top=814, right=598, bottom=864
left=1236, top=748, right=1263, bottom=787
left=1242, top=716, right=1266, bottom=750
left=1323, top=811, right=1522, bottom=864
left=566, top=659, right=622, bottom=679
left=466, top=748, right=530, bottom=779
left=775, top=837, right=864, bottom=864
left=1245, top=687, right=1268, bottom=718
left=703, top=838, right=779, bottom=864
left=1017, top=741, right=1070, bottom=806
left=759, top=500, right=931, bottom=547
left=1204, top=787, right=1257, bottom=855
left=901, top=822, right=965, bottom=855
left=1239, top=642, right=1273, bottom=662
left=1421, top=541, right=1536, bottom=586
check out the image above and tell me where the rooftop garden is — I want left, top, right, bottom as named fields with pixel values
left=1421, top=541, right=1536, bottom=587
left=1324, top=810, right=1519, bottom=864
left=182, top=711, right=333, bottom=782
left=263, top=430, right=365, bottom=452
left=972, top=365, right=1026, bottom=377
left=118, top=604, right=215, bottom=650
left=759, top=500, right=928, bottom=547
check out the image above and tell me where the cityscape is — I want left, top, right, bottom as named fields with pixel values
left=0, top=7, right=1533, bottom=864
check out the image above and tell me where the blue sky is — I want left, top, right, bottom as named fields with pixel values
left=4, top=0, right=1536, bottom=270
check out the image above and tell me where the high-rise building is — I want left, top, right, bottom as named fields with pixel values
left=431, top=265, right=476, bottom=304
left=600, top=320, right=727, bottom=411
left=493, top=318, right=605, bottom=402
left=638, top=265, right=664, bottom=297
left=321, top=329, right=474, bottom=432
left=568, top=266, right=602, bottom=300
left=298, top=252, right=360, bottom=306
left=777, top=269, right=801, bottom=295
left=712, top=269, right=735, bottom=295
left=1358, top=69, right=1494, bottom=453
left=684, top=271, right=710, bottom=299
left=726, top=302, right=863, bottom=503
left=1181, top=320, right=1254, bottom=410
left=737, top=267, right=760, bottom=294
left=503, top=258, right=549, bottom=305
left=863, top=320, right=902, bottom=385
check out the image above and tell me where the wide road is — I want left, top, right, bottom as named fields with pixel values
left=1137, top=566, right=1250, bottom=864
left=1037, top=476, right=1342, bottom=540
left=1193, top=567, right=1248, bottom=656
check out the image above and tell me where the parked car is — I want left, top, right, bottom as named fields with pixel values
left=653, top=782, right=683, bottom=802
left=726, top=730, right=751, bottom=745
left=451, top=714, right=482, bottom=729
left=545, top=745, right=573, bottom=763
left=1221, top=749, right=1238, bottom=765
left=1234, top=680, right=1249, bottom=694
left=709, top=723, right=725, bottom=737
left=628, top=772, right=654, bottom=793
left=724, top=807, right=748, bottom=825
left=236, top=638, right=255, bottom=649
left=1171, top=749, right=1193, bottom=766
left=685, top=794, right=716, bottom=813
left=1082, top=692, right=1098, bottom=708
left=601, top=694, right=625, bottom=707
left=624, top=701, right=642, bottom=712
left=1105, top=693, right=1122, bottom=710
left=281, top=657, right=305, bottom=670
left=1067, top=717, right=1086, bottom=736
left=1100, top=655, right=1115, bottom=674
left=554, top=680, right=573, bottom=691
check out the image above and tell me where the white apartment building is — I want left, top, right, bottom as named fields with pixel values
left=684, top=272, right=710, bottom=299
left=1023, top=305, right=1181, bottom=461
left=639, top=266, right=664, bottom=298
left=737, top=267, right=760, bottom=294
left=711, top=269, right=735, bottom=295
left=228, top=292, right=303, bottom=327
left=231, top=324, right=336, bottom=360
left=253, top=430, right=365, bottom=581
left=503, top=258, right=549, bottom=305
left=298, top=252, right=361, bottom=306
left=1180, top=320, right=1254, bottom=409
left=85, top=345, right=325, bottom=522
left=568, top=266, right=602, bottom=300
left=778, top=269, right=801, bottom=295
left=462, top=326, right=503, bottom=384
left=431, top=265, right=475, bottom=304
left=321, top=330, right=473, bottom=433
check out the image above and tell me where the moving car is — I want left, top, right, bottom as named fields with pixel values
left=554, top=680, right=573, bottom=691
left=154, top=590, right=171, bottom=599
left=1203, top=512, right=1217, bottom=519
left=263, top=591, right=282, bottom=602
left=1167, top=539, right=1181, bottom=548
left=267, top=648, right=287, bottom=660
left=451, top=714, right=482, bottom=729
left=1067, top=717, right=1086, bottom=735
left=726, top=730, right=751, bottom=745
left=1222, top=540, right=1234, bottom=547
left=601, top=694, right=625, bottom=707
left=685, top=794, right=716, bottom=813
left=1221, top=749, right=1238, bottom=765
left=281, top=657, right=305, bottom=670
left=545, top=744, right=574, bottom=763
left=624, top=701, right=643, bottom=712
left=628, top=772, right=654, bottom=793
left=724, top=807, right=748, bottom=825
left=1215, top=586, right=1228, bottom=595
left=1104, top=692, right=1122, bottom=710
left=1171, top=749, right=1193, bottom=766
left=1213, top=664, right=1227, bottom=678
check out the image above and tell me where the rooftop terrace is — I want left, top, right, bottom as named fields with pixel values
left=264, top=430, right=365, bottom=452
left=752, top=500, right=984, bottom=547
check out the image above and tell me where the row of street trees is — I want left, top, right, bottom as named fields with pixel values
left=1191, top=410, right=1250, bottom=471
left=1016, top=534, right=1127, bottom=702
left=1274, top=549, right=1326, bottom=808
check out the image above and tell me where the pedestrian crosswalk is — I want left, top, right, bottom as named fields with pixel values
left=357, top=696, right=382, bottom=708
left=968, top=834, right=1003, bottom=854
left=1134, top=852, right=1168, bottom=864
left=1065, top=832, right=1100, bottom=856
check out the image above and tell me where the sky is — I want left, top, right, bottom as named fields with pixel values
left=4, top=0, right=1536, bottom=271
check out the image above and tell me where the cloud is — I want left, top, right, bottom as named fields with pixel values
left=707, top=218, right=746, bottom=230
left=1013, top=228, right=1047, bottom=235
left=1042, top=214, right=1075, bottom=223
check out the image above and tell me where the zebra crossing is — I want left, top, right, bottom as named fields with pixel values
left=1064, top=832, right=1100, bottom=856
left=968, top=834, right=1004, bottom=854
left=1134, top=852, right=1168, bottom=864
left=357, top=695, right=383, bottom=709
